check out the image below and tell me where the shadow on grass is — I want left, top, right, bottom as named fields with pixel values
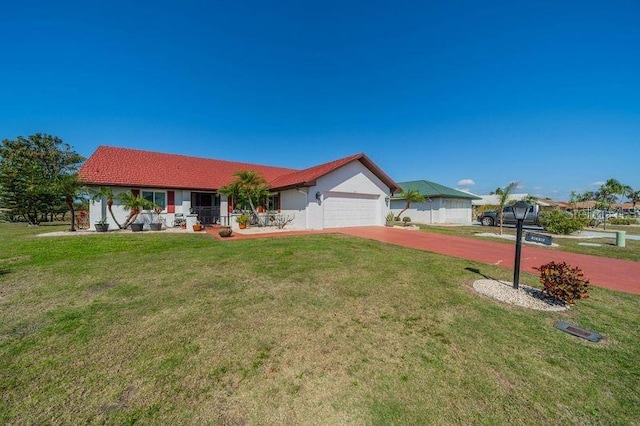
left=465, top=267, right=499, bottom=281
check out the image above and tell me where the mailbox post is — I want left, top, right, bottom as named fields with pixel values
left=512, top=201, right=530, bottom=289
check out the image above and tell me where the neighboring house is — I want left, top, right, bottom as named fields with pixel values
left=563, top=200, right=634, bottom=218
left=391, top=180, right=481, bottom=224
left=79, top=146, right=400, bottom=230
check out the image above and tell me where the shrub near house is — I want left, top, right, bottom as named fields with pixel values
left=538, top=210, right=589, bottom=235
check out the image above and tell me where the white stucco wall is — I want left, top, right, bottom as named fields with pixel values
left=279, top=188, right=309, bottom=229
left=391, top=198, right=441, bottom=224
left=89, top=186, right=131, bottom=230
left=89, top=186, right=196, bottom=230
left=391, top=197, right=473, bottom=224
left=281, top=161, right=391, bottom=230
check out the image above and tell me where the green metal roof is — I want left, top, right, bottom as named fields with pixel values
left=393, top=180, right=481, bottom=200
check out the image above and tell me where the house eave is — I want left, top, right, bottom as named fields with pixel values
left=81, top=182, right=220, bottom=192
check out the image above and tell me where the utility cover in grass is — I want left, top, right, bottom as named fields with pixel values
left=555, top=321, right=603, bottom=342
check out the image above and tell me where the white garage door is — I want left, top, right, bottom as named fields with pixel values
left=444, top=199, right=471, bottom=223
left=323, top=192, right=380, bottom=228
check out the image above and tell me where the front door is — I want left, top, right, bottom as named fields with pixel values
left=191, top=192, right=220, bottom=225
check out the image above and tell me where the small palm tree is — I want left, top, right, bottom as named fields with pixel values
left=91, top=186, right=123, bottom=229
left=494, top=182, right=518, bottom=235
left=55, top=173, right=83, bottom=232
left=219, top=171, right=271, bottom=226
left=396, top=189, right=425, bottom=219
left=119, top=192, right=155, bottom=229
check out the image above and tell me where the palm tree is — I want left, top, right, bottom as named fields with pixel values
left=396, top=189, right=425, bottom=219
left=119, top=191, right=155, bottom=229
left=568, top=191, right=580, bottom=217
left=595, top=179, right=629, bottom=230
left=91, top=186, right=123, bottom=229
left=219, top=171, right=271, bottom=226
left=55, top=173, right=82, bottom=232
left=626, top=188, right=640, bottom=216
left=494, top=182, right=518, bottom=235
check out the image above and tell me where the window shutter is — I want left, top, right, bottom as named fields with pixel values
left=167, top=191, right=175, bottom=213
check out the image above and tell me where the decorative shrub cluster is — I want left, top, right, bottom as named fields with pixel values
left=402, top=217, right=411, bottom=224
left=534, top=261, right=590, bottom=305
left=609, top=217, right=638, bottom=225
left=538, top=210, right=589, bottom=235
left=270, top=213, right=295, bottom=229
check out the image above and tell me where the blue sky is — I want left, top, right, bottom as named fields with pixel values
left=2, top=1, right=639, bottom=199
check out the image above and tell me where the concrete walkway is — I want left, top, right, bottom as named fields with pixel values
left=205, top=225, right=639, bottom=295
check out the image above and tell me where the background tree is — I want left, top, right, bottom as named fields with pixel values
left=395, top=189, right=425, bottom=220
left=492, top=182, right=518, bottom=235
left=0, top=134, right=84, bottom=225
left=593, top=179, right=629, bottom=230
left=626, top=188, right=640, bottom=216
left=568, top=191, right=581, bottom=217
left=54, top=174, right=84, bottom=231
left=219, top=171, right=271, bottom=225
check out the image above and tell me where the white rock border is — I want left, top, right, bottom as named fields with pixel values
left=472, top=279, right=568, bottom=311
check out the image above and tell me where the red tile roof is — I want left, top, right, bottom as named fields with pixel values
left=268, top=152, right=401, bottom=193
left=79, top=146, right=296, bottom=191
left=79, top=146, right=401, bottom=193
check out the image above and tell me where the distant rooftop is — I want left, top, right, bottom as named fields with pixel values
left=393, top=180, right=481, bottom=200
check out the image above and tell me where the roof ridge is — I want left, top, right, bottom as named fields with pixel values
left=395, top=179, right=481, bottom=199
left=95, top=145, right=300, bottom=172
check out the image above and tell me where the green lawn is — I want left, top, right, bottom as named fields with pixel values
left=1, top=223, right=639, bottom=424
left=419, top=224, right=640, bottom=262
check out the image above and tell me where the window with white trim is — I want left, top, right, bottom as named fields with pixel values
left=142, top=191, right=166, bottom=210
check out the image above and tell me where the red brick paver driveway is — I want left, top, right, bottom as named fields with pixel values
left=338, top=227, right=640, bottom=295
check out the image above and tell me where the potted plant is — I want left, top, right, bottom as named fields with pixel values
left=95, top=218, right=109, bottom=232
left=174, top=217, right=186, bottom=229
left=193, top=221, right=203, bottom=232
left=150, top=206, right=163, bottom=231
left=218, top=226, right=233, bottom=237
left=236, top=213, right=249, bottom=229
left=385, top=212, right=395, bottom=227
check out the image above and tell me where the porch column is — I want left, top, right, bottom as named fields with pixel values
left=220, top=194, right=229, bottom=226
left=182, top=190, right=192, bottom=215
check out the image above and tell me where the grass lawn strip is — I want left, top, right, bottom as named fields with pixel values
left=420, top=224, right=640, bottom=262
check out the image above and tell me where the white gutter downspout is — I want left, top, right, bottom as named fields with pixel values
left=297, top=187, right=309, bottom=229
